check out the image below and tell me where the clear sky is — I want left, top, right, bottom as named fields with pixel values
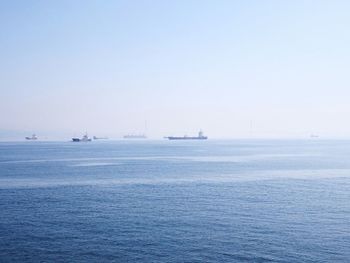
left=1, top=0, right=350, bottom=139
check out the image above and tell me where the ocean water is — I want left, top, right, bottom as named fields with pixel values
left=0, top=140, right=349, bottom=262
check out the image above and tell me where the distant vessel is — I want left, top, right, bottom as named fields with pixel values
left=123, top=134, right=147, bottom=139
left=72, top=133, right=92, bottom=142
left=166, top=130, right=208, bottom=140
left=310, top=134, right=319, bottom=139
left=93, top=136, right=108, bottom=140
left=25, top=134, right=38, bottom=140
left=124, top=121, right=148, bottom=139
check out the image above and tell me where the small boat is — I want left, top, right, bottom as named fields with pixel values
left=72, top=133, right=92, bottom=142
left=25, top=134, right=38, bottom=140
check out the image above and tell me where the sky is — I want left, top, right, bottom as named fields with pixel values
left=1, top=0, right=350, bottom=139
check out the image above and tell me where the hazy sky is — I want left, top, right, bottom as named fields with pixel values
left=1, top=0, right=350, bottom=139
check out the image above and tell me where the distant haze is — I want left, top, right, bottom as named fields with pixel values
left=1, top=1, right=350, bottom=139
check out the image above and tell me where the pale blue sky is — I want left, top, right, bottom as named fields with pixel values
left=1, top=1, right=350, bottom=139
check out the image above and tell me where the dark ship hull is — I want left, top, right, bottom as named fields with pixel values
left=25, top=137, right=38, bottom=140
left=25, top=134, right=38, bottom=140
left=166, top=130, right=208, bottom=140
left=93, top=136, right=108, bottom=140
left=72, top=138, right=92, bottom=142
left=123, top=135, right=147, bottom=139
left=72, top=133, right=92, bottom=142
left=167, top=136, right=207, bottom=140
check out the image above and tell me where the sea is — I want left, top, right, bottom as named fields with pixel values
left=0, top=140, right=349, bottom=262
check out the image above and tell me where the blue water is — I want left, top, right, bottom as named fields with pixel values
left=0, top=140, right=349, bottom=262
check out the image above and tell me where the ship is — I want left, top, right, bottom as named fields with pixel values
left=25, top=134, right=38, bottom=140
left=124, top=121, right=148, bottom=139
left=166, top=130, right=208, bottom=140
left=93, top=136, right=108, bottom=140
left=123, top=134, right=147, bottom=139
left=72, top=133, right=92, bottom=142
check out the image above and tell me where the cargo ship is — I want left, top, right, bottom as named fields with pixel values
left=93, top=136, right=108, bottom=140
left=166, top=130, right=207, bottom=140
left=124, top=121, right=148, bottom=139
left=123, top=134, right=147, bottom=139
left=72, top=133, right=92, bottom=142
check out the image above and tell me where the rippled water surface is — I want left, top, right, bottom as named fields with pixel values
left=0, top=140, right=350, bottom=262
